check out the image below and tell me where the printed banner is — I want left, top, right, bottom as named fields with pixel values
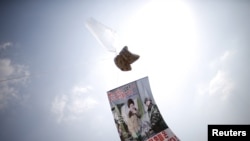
left=107, top=76, right=180, bottom=141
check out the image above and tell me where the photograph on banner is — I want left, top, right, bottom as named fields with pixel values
left=107, top=76, right=180, bottom=141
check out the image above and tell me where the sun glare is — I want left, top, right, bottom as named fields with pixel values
left=103, top=0, right=200, bottom=99
left=122, top=0, right=198, bottom=77
left=102, top=0, right=199, bottom=90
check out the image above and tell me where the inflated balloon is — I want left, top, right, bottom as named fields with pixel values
left=85, top=17, right=139, bottom=71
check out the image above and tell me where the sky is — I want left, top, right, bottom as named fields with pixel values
left=0, top=0, right=249, bottom=141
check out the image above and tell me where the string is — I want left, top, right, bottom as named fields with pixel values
left=114, top=49, right=120, bottom=87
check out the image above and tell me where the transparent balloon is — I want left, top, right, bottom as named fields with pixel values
left=85, top=17, right=120, bottom=53
left=85, top=17, right=139, bottom=71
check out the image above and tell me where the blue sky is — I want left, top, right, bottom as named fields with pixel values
left=0, top=0, right=249, bottom=141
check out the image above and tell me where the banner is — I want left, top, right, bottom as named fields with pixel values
left=107, top=77, right=180, bottom=141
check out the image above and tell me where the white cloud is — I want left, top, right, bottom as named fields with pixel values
left=208, top=70, right=234, bottom=100
left=51, top=94, right=68, bottom=123
left=220, top=50, right=231, bottom=62
left=0, top=42, right=12, bottom=50
left=0, top=58, right=30, bottom=110
left=197, top=49, right=235, bottom=101
left=0, top=59, right=14, bottom=78
left=72, top=85, right=92, bottom=94
left=51, top=85, right=98, bottom=123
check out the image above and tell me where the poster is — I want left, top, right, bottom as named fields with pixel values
left=107, top=76, right=180, bottom=141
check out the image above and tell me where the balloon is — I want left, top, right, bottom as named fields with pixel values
left=85, top=17, right=139, bottom=71
left=85, top=17, right=118, bottom=53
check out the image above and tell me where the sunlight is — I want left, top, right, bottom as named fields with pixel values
left=117, top=0, right=199, bottom=101
left=97, top=0, right=199, bottom=91
left=122, top=0, right=198, bottom=77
